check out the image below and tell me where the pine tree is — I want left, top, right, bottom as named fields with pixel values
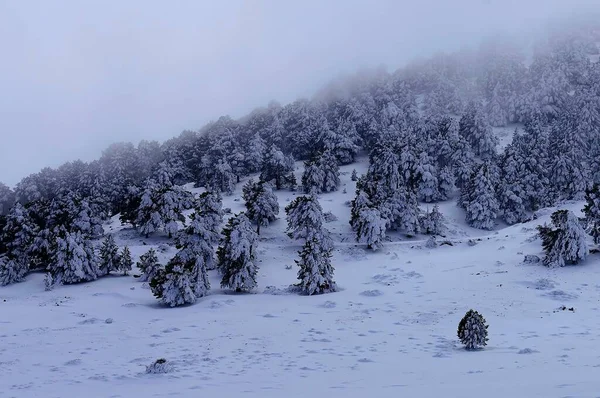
left=261, top=145, right=296, bottom=190
left=415, top=152, right=440, bottom=202
left=420, top=205, right=445, bottom=235
left=301, top=159, right=325, bottom=194
left=119, top=246, right=133, bottom=276
left=0, top=255, right=27, bottom=286
left=459, top=103, right=498, bottom=160
left=351, top=169, right=358, bottom=182
left=537, top=210, right=588, bottom=267
left=320, top=150, right=340, bottom=193
left=98, top=234, right=120, bottom=276
left=465, top=162, right=499, bottom=230
left=584, top=185, right=600, bottom=244
left=135, top=164, right=192, bottom=238
left=149, top=255, right=196, bottom=307
left=243, top=180, right=279, bottom=234
left=354, top=207, right=387, bottom=250
left=137, top=248, right=161, bottom=282
left=0, top=202, right=37, bottom=270
left=457, top=310, right=489, bottom=350
left=497, top=141, right=527, bottom=225
left=437, top=165, right=455, bottom=200
left=285, top=195, right=333, bottom=250
left=296, top=237, right=336, bottom=295
left=217, top=213, right=259, bottom=292
left=49, top=229, right=100, bottom=285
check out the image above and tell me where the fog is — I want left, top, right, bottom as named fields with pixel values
left=0, top=0, right=598, bottom=186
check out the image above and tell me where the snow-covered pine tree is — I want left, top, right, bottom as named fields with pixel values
left=465, top=162, right=499, bottom=230
left=196, top=191, right=224, bottom=244
left=260, top=145, right=296, bottom=190
left=135, top=163, right=192, bottom=238
left=217, top=213, right=259, bottom=292
left=382, top=186, right=421, bottom=236
left=0, top=255, right=27, bottom=286
left=437, top=165, right=455, bottom=200
left=351, top=169, right=358, bottom=182
left=0, top=182, right=15, bottom=216
left=285, top=195, right=333, bottom=250
left=296, top=237, right=336, bottom=295
left=205, top=157, right=236, bottom=195
left=354, top=206, right=387, bottom=250
left=457, top=309, right=489, bottom=350
left=319, top=150, right=340, bottom=193
left=98, top=234, right=120, bottom=276
left=119, top=246, right=133, bottom=276
left=420, top=205, right=445, bottom=236
left=497, top=140, right=528, bottom=224
left=537, top=210, right=588, bottom=267
left=584, top=184, right=600, bottom=244
left=149, top=255, right=196, bottom=307
left=72, top=198, right=105, bottom=239
left=242, top=180, right=279, bottom=234
left=245, top=133, right=266, bottom=174
left=459, top=103, right=498, bottom=160
left=49, top=229, right=100, bottom=285
left=137, top=248, right=161, bottom=282
left=301, top=159, right=325, bottom=194
left=1, top=202, right=37, bottom=269
left=415, top=151, right=440, bottom=202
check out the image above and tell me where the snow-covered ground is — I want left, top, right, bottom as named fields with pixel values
left=2, top=161, right=600, bottom=398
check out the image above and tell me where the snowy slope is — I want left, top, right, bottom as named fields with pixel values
left=2, top=160, right=600, bottom=398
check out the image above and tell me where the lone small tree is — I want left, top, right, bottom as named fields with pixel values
left=457, top=309, right=489, bottom=350
left=119, top=246, right=133, bottom=276
left=537, top=210, right=588, bottom=267
left=98, top=234, right=120, bottom=276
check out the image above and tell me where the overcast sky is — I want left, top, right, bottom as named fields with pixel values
left=0, top=0, right=598, bottom=186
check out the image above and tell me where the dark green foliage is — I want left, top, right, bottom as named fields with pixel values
left=457, top=309, right=489, bottom=350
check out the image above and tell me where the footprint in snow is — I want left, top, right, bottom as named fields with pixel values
left=360, top=290, right=383, bottom=297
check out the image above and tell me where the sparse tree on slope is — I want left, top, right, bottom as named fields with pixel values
left=537, top=210, right=588, bottom=267
left=217, top=213, right=259, bottom=292
left=243, top=180, right=279, bottom=234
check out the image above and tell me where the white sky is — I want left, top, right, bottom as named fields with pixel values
left=0, top=0, right=598, bottom=186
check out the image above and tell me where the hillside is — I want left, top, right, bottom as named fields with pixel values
left=2, top=157, right=598, bottom=398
